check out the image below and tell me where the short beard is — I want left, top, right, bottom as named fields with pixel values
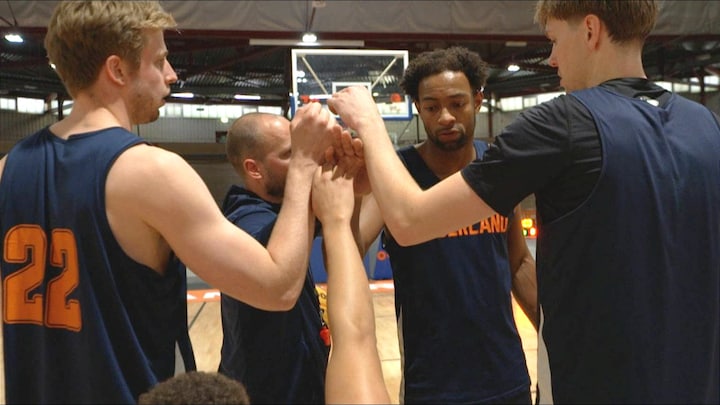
left=264, top=174, right=285, bottom=200
left=427, top=129, right=470, bottom=152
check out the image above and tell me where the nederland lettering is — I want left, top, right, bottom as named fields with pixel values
left=446, top=214, right=508, bottom=237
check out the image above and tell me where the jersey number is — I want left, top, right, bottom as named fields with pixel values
left=3, top=225, right=82, bottom=331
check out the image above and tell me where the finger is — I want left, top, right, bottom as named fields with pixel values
left=312, top=165, right=324, bottom=188
left=332, top=131, right=349, bottom=160
left=323, top=146, right=336, bottom=166
left=321, top=159, right=334, bottom=174
left=351, top=137, right=364, bottom=158
left=327, top=96, right=338, bottom=115
left=331, top=163, right=344, bottom=180
left=340, top=131, right=355, bottom=156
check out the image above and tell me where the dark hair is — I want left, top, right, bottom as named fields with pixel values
left=534, top=0, right=657, bottom=43
left=400, top=46, right=488, bottom=101
left=137, top=371, right=251, bottom=404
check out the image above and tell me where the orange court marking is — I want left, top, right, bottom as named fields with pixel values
left=187, top=289, right=221, bottom=303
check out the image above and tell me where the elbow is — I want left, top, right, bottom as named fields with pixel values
left=392, top=232, right=416, bottom=247
left=273, top=287, right=302, bottom=311
left=271, top=300, right=295, bottom=312
left=253, top=283, right=302, bottom=312
left=260, top=296, right=297, bottom=312
left=386, top=221, right=423, bottom=246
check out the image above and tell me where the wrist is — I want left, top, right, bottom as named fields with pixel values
left=288, top=155, right=319, bottom=172
left=319, top=214, right=352, bottom=229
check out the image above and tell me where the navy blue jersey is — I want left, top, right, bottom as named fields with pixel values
left=218, top=186, right=328, bottom=404
left=0, top=127, right=196, bottom=404
left=383, top=141, right=530, bottom=404
left=462, top=80, right=720, bottom=403
left=537, top=87, right=720, bottom=403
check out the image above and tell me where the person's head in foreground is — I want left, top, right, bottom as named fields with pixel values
left=137, top=371, right=250, bottom=404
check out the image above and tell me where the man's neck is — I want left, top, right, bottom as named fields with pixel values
left=588, top=41, right=647, bottom=88
left=50, top=106, right=128, bottom=140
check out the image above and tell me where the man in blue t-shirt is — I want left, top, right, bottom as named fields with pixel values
left=218, top=113, right=329, bottom=404
left=327, top=1, right=719, bottom=403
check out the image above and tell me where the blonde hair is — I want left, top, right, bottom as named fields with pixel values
left=534, top=0, right=657, bottom=44
left=44, top=1, right=176, bottom=97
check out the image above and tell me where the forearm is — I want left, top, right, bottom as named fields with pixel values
left=324, top=220, right=376, bottom=343
left=264, top=157, right=317, bottom=304
left=353, top=119, right=421, bottom=236
left=357, top=194, right=385, bottom=255
left=351, top=196, right=364, bottom=254
left=511, top=256, right=538, bottom=330
left=323, top=218, right=390, bottom=404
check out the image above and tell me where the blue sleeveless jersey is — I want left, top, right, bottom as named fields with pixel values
left=218, top=186, right=328, bottom=404
left=0, top=127, right=196, bottom=404
left=536, top=88, right=720, bottom=403
left=383, top=141, right=530, bottom=403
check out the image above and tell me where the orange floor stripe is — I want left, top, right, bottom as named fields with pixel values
left=188, top=280, right=394, bottom=303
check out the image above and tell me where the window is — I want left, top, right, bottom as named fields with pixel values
left=0, top=97, right=16, bottom=111
left=17, top=97, right=44, bottom=114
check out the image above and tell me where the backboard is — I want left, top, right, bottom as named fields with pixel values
left=290, top=49, right=411, bottom=121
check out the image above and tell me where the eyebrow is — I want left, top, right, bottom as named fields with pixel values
left=420, top=93, right=470, bottom=102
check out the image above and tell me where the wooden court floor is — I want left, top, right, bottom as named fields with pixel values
left=187, top=281, right=537, bottom=404
left=0, top=282, right=537, bottom=404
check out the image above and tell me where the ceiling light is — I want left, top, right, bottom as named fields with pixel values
left=302, top=32, right=317, bottom=44
left=249, top=38, right=364, bottom=47
left=233, top=94, right=261, bottom=100
left=171, top=92, right=194, bottom=99
left=4, top=33, right=23, bottom=43
left=507, top=64, right=520, bottom=72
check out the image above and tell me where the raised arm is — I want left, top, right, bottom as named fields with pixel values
left=107, top=103, right=338, bottom=311
left=507, top=206, right=538, bottom=329
left=330, top=134, right=385, bottom=254
left=328, top=87, right=496, bottom=246
left=312, top=161, right=390, bottom=405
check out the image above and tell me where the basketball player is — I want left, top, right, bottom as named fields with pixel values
left=357, top=47, right=537, bottom=403
left=0, top=1, right=337, bottom=402
left=326, top=0, right=720, bottom=402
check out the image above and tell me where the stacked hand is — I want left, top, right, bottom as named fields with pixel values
left=290, top=102, right=342, bottom=165
left=325, top=131, right=371, bottom=196
left=311, top=151, right=357, bottom=227
left=327, top=86, right=383, bottom=134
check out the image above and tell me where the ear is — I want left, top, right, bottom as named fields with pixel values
left=473, top=91, right=484, bottom=112
left=104, top=55, right=128, bottom=86
left=584, top=14, right=603, bottom=50
left=243, top=158, right=263, bottom=180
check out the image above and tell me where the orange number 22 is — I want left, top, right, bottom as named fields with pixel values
left=3, top=225, right=82, bottom=331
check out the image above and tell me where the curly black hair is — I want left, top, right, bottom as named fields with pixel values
left=137, top=371, right=250, bottom=404
left=400, top=46, right=488, bottom=101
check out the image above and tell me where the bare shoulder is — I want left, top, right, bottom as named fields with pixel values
left=107, top=142, right=219, bottom=219
left=108, top=144, right=202, bottom=197
left=105, top=144, right=220, bottom=271
left=112, top=143, right=189, bottom=177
